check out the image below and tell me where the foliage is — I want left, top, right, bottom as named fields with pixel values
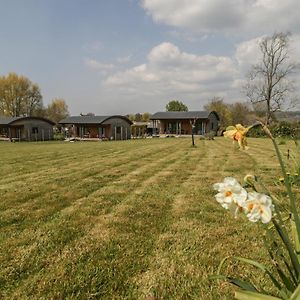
left=229, top=102, right=253, bottom=125
left=0, top=72, right=43, bottom=117
left=45, top=98, right=70, bottom=124
left=247, top=122, right=298, bottom=138
left=213, top=123, right=300, bottom=299
left=204, top=97, right=232, bottom=128
left=244, top=32, right=300, bottom=124
left=126, top=112, right=152, bottom=122
left=53, top=132, right=65, bottom=140
left=271, top=122, right=296, bottom=138
left=165, top=99, right=188, bottom=111
left=205, top=97, right=255, bottom=130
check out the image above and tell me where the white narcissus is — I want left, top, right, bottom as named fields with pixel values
left=245, top=192, right=274, bottom=224
left=213, top=177, right=247, bottom=217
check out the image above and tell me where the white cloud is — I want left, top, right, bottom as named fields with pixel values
left=102, top=42, right=240, bottom=111
left=84, top=58, right=115, bottom=71
left=141, top=0, right=300, bottom=35
left=99, top=36, right=300, bottom=113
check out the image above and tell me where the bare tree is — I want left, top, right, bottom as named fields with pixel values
left=245, top=32, right=299, bottom=124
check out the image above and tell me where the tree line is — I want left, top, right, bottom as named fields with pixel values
left=0, top=72, right=69, bottom=124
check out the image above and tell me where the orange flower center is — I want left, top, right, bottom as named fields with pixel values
left=234, top=132, right=242, bottom=141
left=247, top=203, right=254, bottom=211
left=225, top=191, right=232, bottom=197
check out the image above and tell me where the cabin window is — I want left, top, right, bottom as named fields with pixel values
left=116, top=126, right=121, bottom=134
left=32, top=127, right=38, bottom=134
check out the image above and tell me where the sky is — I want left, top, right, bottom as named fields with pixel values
left=0, top=0, right=300, bottom=115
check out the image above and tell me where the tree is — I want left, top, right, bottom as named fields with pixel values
left=245, top=32, right=299, bottom=124
left=134, top=113, right=143, bottom=122
left=229, top=102, right=252, bottom=125
left=45, top=98, right=69, bottom=124
left=142, top=112, right=151, bottom=122
left=165, top=100, right=188, bottom=111
left=0, top=72, right=43, bottom=117
left=204, top=97, right=232, bottom=128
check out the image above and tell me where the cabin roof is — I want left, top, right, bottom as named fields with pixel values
left=150, top=111, right=217, bottom=120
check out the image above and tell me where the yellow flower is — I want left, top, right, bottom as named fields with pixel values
left=279, top=177, right=284, bottom=182
left=223, top=124, right=250, bottom=150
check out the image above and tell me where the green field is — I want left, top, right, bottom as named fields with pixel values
left=0, top=137, right=298, bottom=299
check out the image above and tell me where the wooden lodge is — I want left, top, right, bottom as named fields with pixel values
left=150, top=111, right=219, bottom=135
left=0, top=116, right=55, bottom=141
left=59, top=115, right=132, bottom=140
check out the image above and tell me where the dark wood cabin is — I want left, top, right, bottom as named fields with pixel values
left=59, top=115, right=132, bottom=140
left=0, top=116, right=55, bottom=141
left=150, top=111, right=219, bottom=135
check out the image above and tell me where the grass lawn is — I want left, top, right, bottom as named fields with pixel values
left=0, top=137, right=298, bottom=299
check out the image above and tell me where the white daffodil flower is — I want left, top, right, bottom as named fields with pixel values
left=245, top=192, right=274, bottom=224
left=213, top=177, right=248, bottom=217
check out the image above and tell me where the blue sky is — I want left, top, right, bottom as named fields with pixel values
left=0, top=0, right=299, bottom=115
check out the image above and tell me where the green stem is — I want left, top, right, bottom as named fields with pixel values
left=270, top=137, right=300, bottom=243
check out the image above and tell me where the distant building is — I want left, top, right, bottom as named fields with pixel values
left=59, top=115, right=132, bottom=140
left=131, top=121, right=158, bottom=137
left=0, top=116, right=55, bottom=141
left=150, top=111, right=219, bottom=135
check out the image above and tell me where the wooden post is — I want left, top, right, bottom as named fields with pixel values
left=190, top=119, right=196, bottom=147
left=125, top=127, right=128, bottom=140
left=121, top=126, right=123, bottom=140
left=42, top=129, right=44, bottom=141
left=114, top=126, right=117, bottom=140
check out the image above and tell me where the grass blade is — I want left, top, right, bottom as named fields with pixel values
left=235, top=290, right=281, bottom=300
left=290, top=284, right=300, bottom=300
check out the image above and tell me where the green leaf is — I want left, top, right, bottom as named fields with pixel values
left=235, top=290, right=281, bottom=300
left=273, top=219, right=300, bottom=278
left=264, top=237, right=296, bottom=292
left=209, top=274, right=257, bottom=292
left=233, top=257, right=282, bottom=292
left=230, top=278, right=258, bottom=292
left=290, top=284, right=300, bottom=300
left=271, top=138, right=300, bottom=251
left=217, top=256, right=231, bottom=275
left=291, top=219, right=300, bottom=263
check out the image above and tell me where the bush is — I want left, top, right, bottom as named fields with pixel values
left=271, top=121, right=296, bottom=138
left=247, top=121, right=299, bottom=139
left=53, top=133, right=65, bottom=140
